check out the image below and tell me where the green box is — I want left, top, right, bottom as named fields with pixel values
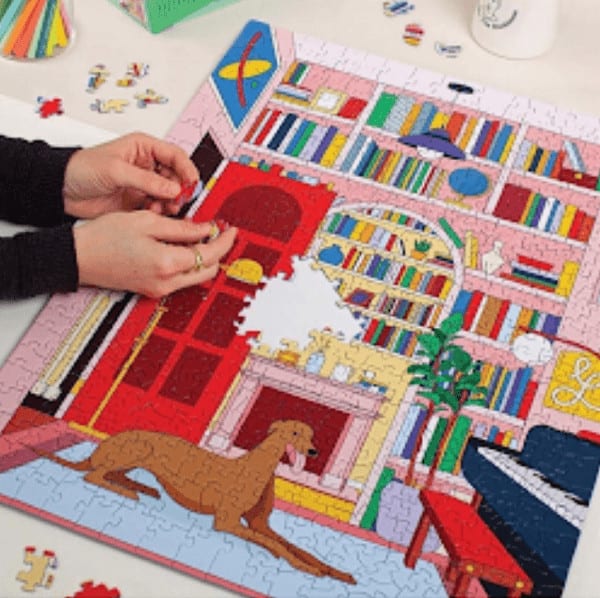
left=109, top=0, right=241, bottom=34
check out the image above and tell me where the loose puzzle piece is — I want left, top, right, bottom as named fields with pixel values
left=89, top=98, right=129, bottom=114
left=35, top=97, right=63, bottom=118
left=66, top=580, right=121, bottom=598
left=2, top=17, right=600, bottom=598
left=16, top=546, right=57, bottom=592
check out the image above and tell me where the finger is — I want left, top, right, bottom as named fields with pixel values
left=147, top=213, right=214, bottom=243
left=143, top=136, right=199, bottom=185
left=113, top=161, right=181, bottom=199
left=165, top=263, right=221, bottom=295
left=190, top=227, right=238, bottom=266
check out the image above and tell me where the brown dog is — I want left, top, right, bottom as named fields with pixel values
left=36, top=420, right=356, bottom=584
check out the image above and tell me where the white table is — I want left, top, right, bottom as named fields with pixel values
left=1, top=1, right=599, bottom=596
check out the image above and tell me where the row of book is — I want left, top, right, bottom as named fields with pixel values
left=324, top=211, right=406, bottom=251
left=274, top=85, right=368, bottom=122
left=391, top=407, right=474, bottom=474
left=477, top=363, right=538, bottom=419
left=360, top=318, right=421, bottom=357
left=235, top=154, right=326, bottom=187
left=451, top=289, right=562, bottom=343
left=493, top=183, right=595, bottom=242
left=244, top=107, right=349, bottom=168
left=336, top=246, right=453, bottom=296
left=366, top=91, right=516, bottom=165
left=335, top=207, right=437, bottom=234
left=500, top=255, right=580, bottom=297
left=354, top=291, right=444, bottom=327
left=515, top=138, right=600, bottom=192
left=392, top=405, right=523, bottom=475
left=339, top=133, right=447, bottom=196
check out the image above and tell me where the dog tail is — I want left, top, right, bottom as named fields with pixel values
left=30, top=446, right=92, bottom=472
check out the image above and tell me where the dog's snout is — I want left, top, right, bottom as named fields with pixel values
left=308, top=448, right=318, bottom=458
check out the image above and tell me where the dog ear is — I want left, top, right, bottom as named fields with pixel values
left=268, top=420, right=282, bottom=435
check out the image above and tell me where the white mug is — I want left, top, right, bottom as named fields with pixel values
left=471, top=0, right=561, bottom=59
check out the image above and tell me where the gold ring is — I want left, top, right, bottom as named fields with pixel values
left=192, top=248, right=204, bottom=272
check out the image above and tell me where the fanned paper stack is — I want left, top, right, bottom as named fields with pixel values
left=0, top=0, right=73, bottom=60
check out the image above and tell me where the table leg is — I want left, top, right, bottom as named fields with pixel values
left=404, top=511, right=431, bottom=569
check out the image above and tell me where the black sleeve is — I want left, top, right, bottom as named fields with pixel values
left=0, top=224, right=79, bottom=299
left=0, top=135, right=79, bottom=227
left=0, top=135, right=81, bottom=298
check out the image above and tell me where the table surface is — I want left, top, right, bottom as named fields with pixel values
left=1, top=0, right=599, bottom=596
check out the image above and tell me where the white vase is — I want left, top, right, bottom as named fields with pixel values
left=471, top=0, right=561, bottom=59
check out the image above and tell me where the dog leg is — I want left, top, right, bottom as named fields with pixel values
left=214, top=513, right=326, bottom=579
left=243, top=478, right=357, bottom=585
left=83, top=469, right=140, bottom=501
left=104, top=469, right=161, bottom=499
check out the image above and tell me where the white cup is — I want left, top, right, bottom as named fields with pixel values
left=471, top=0, right=561, bottom=59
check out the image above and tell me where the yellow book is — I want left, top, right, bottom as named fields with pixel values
left=489, top=370, right=508, bottom=409
left=557, top=204, right=577, bottom=238
left=357, top=253, right=371, bottom=274
left=350, top=221, right=367, bottom=241
left=283, top=61, right=298, bottom=83
left=381, top=153, right=401, bottom=184
left=519, top=192, right=536, bottom=225
left=348, top=249, right=361, bottom=270
left=556, top=261, right=581, bottom=297
left=439, top=278, right=453, bottom=300
left=501, top=430, right=513, bottom=447
left=431, top=171, right=446, bottom=198
left=464, top=231, right=479, bottom=269
left=360, top=223, right=376, bottom=244
left=430, top=112, right=449, bottom=129
left=399, top=103, right=422, bottom=136
left=536, top=149, right=551, bottom=175
left=481, top=363, right=495, bottom=387
left=401, top=160, right=420, bottom=190
left=523, top=143, right=538, bottom=172
left=458, top=117, right=478, bottom=151
left=320, top=132, right=347, bottom=168
left=429, top=305, right=442, bottom=327
left=409, top=271, right=422, bottom=291
left=499, top=132, right=516, bottom=165
left=512, top=308, right=534, bottom=342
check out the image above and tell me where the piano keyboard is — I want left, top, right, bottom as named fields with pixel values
left=478, top=447, right=588, bottom=530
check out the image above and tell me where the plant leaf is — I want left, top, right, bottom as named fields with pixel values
left=449, top=347, right=473, bottom=371
left=417, top=333, right=441, bottom=357
left=463, top=399, right=487, bottom=409
left=439, top=313, right=464, bottom=337
left=407, top=364, right=432, bottom=375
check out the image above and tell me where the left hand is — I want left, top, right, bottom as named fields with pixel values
left=62, top=132, right=199, bottom=219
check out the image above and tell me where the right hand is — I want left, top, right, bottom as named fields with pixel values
left=73, top=210, right=238, bottom=298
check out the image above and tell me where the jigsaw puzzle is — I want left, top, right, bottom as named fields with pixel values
left=1, top=19, right=599, bottom=598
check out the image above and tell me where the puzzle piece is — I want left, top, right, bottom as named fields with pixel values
left=66, top=580, right=120, bottom=598
left=16, top=546, right=57, bottom=592
left=35, top=97, right=63, bottom=118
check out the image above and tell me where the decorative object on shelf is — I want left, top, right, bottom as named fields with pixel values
left=318, top=244, right=344, bottom=266
left=331, top=363, right=353, bottom=383
left=447, top=167, right=489, bottom=208
left=481, top=240, right=505, bottom=275
left=411, top=239, right=432, bottom=260
left=223, top=258, right=264, bottom=285
left=471, top=0, right=561, bottom=59
left=398, top=127, right=464, bottom=160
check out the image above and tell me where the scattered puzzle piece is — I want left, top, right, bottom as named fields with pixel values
left=66, top=580, right=121, bottom=598
left=89, top=98, right=129, bottom=114
left=35, top=97, right=63, bottom=118
left=16, top=546, right=57, bottom=592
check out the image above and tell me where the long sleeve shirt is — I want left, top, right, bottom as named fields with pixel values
left=0, top=135, right=79, bottom=299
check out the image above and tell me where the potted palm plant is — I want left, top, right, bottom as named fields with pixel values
left=411, top=239, right=432, bottom=260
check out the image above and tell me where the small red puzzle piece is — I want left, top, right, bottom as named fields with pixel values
left=67, top=580, right=121, bottom=598
left=38, top=98, right=64, bottom=118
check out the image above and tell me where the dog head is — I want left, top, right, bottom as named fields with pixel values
left=268, top=420, right=318, bottom=474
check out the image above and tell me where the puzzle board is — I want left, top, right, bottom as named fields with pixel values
left=1, top=19, right=600, bottom=597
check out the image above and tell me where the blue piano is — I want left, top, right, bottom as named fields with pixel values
left=462, top=425, right=600, bottom=597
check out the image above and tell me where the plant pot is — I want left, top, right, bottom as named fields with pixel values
left=410, top=250, right=427, bottom=261
left=375, top=481, right=441, bottom=551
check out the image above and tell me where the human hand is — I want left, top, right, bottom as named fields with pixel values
left=63, top=132, right=199, bottom=219
left=73, top=211, right=238, bottom=298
